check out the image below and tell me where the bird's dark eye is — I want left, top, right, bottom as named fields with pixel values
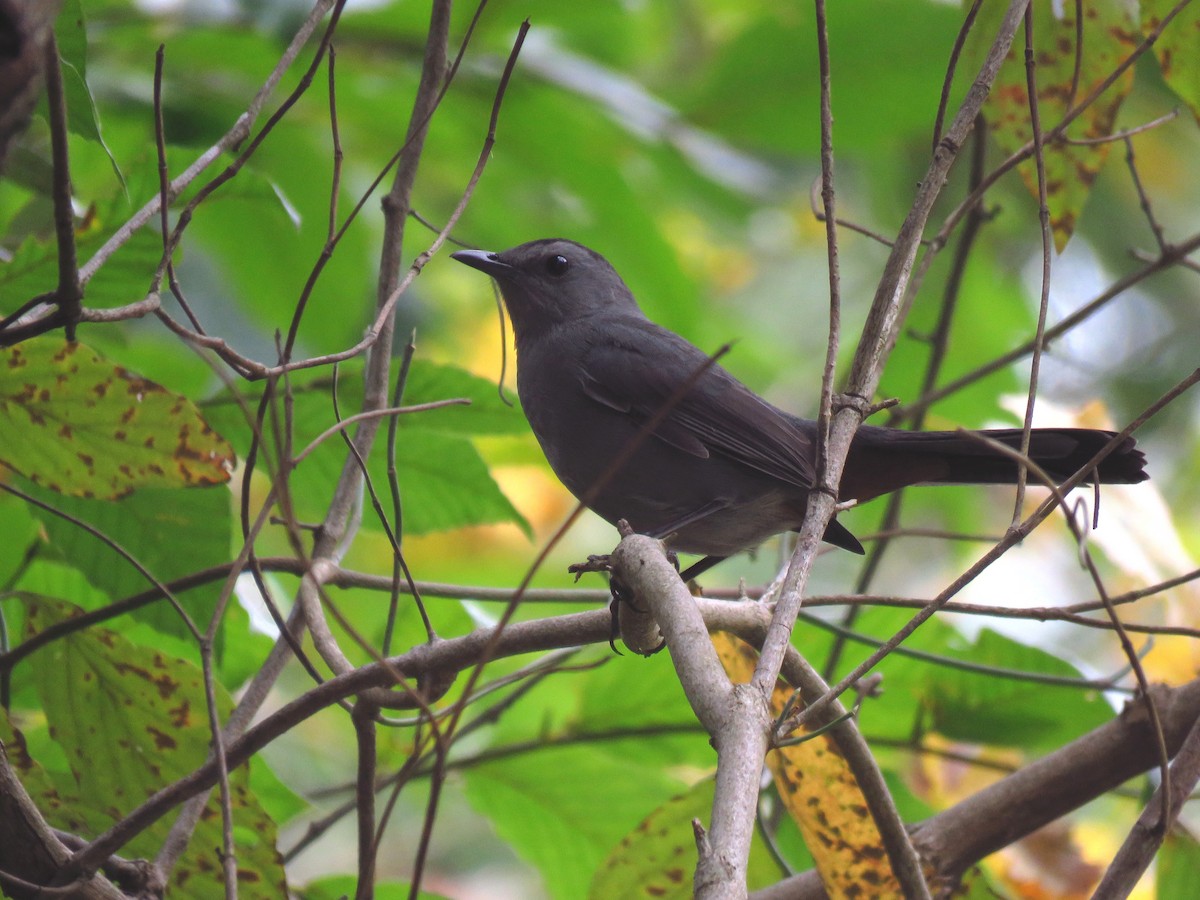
left=545, top=254, right=569, bottom=277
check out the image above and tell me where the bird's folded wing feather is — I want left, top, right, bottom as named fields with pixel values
left=577, top=320, right=817, bottom=489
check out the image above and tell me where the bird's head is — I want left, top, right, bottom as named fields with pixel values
left=452, top=238, right=642, bottom=338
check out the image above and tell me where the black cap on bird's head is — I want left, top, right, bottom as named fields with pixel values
left=452, top=239, right=641, bottom=336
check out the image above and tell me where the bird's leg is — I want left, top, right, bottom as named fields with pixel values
left=568, top=522, right=673, bottom=655
left=567, top=555, right=666, bottom=655
left=608, top=572, right=666, bottom=656
left=566, top=555, right=634, bottom=654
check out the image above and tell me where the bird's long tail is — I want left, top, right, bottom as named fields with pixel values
left=842, top=426, right=1147, bottom=502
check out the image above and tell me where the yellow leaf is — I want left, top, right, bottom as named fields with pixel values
left=714, top=633, right=904, bottom=899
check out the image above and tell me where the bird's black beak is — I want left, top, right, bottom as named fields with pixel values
left=451, top=249, right=511, bottom=278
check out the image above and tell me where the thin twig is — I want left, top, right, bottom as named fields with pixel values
left=78, top=0, right=341, bottom=286
left=1063, top=108, right=1178, bottom=146
left=1010, top=5, right=1052, bottom=523
left=383, top=333, right=432, bottom=653
left=43, top=34, right=81, bottom=341
left=152, top=45, right=203, bottom=332
left=1122, top=133, right=1169, bottom=252
left=932, top=0, right=985, bottom=155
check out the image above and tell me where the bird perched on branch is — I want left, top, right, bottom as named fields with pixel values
left=453, top=239, right=1147, bottom=579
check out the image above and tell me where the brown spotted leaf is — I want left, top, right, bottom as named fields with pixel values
left=1143, top=0, right=1200, bottom=119
left=0, top=708, right=95, bottom=837
left=21, top=594, right=286, bottom=899
left=715, top=633, right=903, bottom=899
left=589, top=778, right=780, bottom=899
left=0, top=338, right=234, bottom=498
left=968, top=0, right=1138, bottom=251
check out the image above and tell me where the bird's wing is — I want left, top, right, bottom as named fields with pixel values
left=577, top=320, right=817, bottom=489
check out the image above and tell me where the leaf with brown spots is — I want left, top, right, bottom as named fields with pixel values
left=0, top=338, right=235, bottom=498
left=19, top=594, right=287, bottom=899
left=1143, top=0, right=1200, bottom=119
left=965, top=1, right=1138, bottom=251
left=715, top=633, right=904, bottom=899
left=589, top=777, right=781, bottom=899
left=0, top=709, right=95, bottom=837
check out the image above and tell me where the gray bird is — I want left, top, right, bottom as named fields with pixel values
left=452, top=239, right=1147, bottom=579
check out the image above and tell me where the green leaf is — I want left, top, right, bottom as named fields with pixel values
left=1160, top=831, right=1200, bottom=900
left=19, top=595, right=288, bottom=898
left=76, top=221, right=163, bottom=310
left=1144, top=0, right=1200, bottom=121
left=0, top=200, right=162, bottom=313
left=910, top=624, right=1111, bottom=750
left=0, top=338, right=235, bottom=498
left=464, top=743, right=685, bottom=900
left=399, top=359, right=527, bottom=435
left=396, top=429, right=530, bottom=536
left=53, top=0, right=123, bottom=183
left=590, top=778, right=781, bottom=899
left=844, top=609, right=1113, bottom=752
left=23, top=481, right=232, bottom=639
left=298, top=876, right=449, bottom=900
left=966, top=0, right=1138, bottom=250
left=0, top=492, right=39, bottom=586
left=200, top=360, right=529, bottom=536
